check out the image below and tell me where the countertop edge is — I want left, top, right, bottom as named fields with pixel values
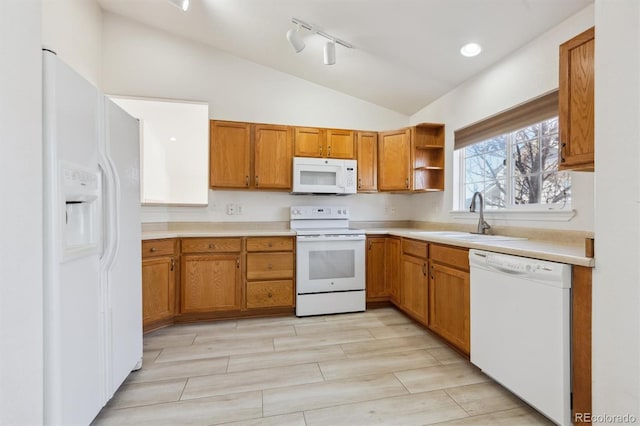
left=141, top=227, right=594, bottom=267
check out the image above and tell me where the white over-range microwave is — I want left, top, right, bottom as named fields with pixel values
left=292, top=157, right=357, bottom=195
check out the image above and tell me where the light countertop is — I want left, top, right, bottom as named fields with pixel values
left=141, top=222, right=594, bottom=267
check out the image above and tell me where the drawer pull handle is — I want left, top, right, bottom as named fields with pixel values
left=150, top=247, right=157, bottom=252
left=209, top=244, right=215, bottom=249
left=268, top=242, right=273, bottom=248
left=268, top=292, right=273, bottom=298
left=170, top=257, right=175, bottom=272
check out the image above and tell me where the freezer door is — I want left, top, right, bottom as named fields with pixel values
left=100, top=98, right=143, bottom=399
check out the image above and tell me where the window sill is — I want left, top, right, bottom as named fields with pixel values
left=449, top=208, right=576, bottom=222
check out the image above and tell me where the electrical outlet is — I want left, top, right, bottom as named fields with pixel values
left=226, top=203, right=236, bottom=215
left=236, top=204, right=243, bottom=215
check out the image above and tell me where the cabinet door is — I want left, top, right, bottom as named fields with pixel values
left=254, top=124, right=293, bottom=189
left=326, top=129, right=355, bottom=159
left=401, top=254, right=428, bottom=325
left=366, top=237, right=387, bottom=301
left=181, top=254, right=242, bottom=313
left=559, top=27, right=595, bottom=171
left=386, top=238, right=401, bottom=303
left=356, top=132, right=378, bottom=192
left=378, top=129, right=412, bottom=191
left=293, top=127, right=324, bottom=157
left=210, top=121, right=251, bottom=188
left=428, top=263, right=470, bottom=354
left=142, top=256, right=175, bottom=325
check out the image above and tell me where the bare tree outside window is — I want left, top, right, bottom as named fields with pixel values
left=461, top=117, right=570, bottom=209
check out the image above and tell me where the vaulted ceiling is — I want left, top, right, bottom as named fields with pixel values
left=98, top=0, right=593, bottom=115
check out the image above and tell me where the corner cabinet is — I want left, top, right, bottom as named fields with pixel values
left=378, top=123, right=445, bottom=192
left=210, top=121, right=293, bottom=190
left=366, top=237, right=387, bottom=301
left=428, top=244, right=470, bottom=355
left=559, top=27, right=595, bottom=171
left=141, top=239, right=177, bottom=331
left=180, top=237, right=243, bottom=313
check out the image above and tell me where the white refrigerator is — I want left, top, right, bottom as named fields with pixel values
left=42, top=49, right=143, bottom=425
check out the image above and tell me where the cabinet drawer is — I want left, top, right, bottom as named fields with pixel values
left=246, top=253, right=294, bottom=280
left=430, top=244, right=469, bottom=271
left=142, top=239, right=176, bottom=258
left=402, top=238, right=428, bottom=258
left=181, top=238, right=242, bottom=254
left=246, top=280, right=294, bottom=309
left=246, top=236, right=294, bottom=252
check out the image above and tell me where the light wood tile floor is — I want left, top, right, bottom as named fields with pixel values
left=92, top=307, right=553, bottom=426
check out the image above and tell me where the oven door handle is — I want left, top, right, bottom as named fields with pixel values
left=297, top=235, right=366, bottom=242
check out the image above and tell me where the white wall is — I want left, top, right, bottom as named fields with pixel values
left=0, top=1, right=44, bottom=424
left=592, top=0, right=640, bottom=422
left=101, top=12, right=411, bottom=223
left=42, top=0, right=103, bottom=86
left=409, top=5, right=595, bottom=231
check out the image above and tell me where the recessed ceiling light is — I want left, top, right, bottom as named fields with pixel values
left=460, top=42, right=482, bottom=57
left=169, top=136, right=177, bottom=142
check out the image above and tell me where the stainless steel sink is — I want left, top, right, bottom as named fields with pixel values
left=448, top=234, right=528, bottom=242
left=409, top=231, right=527, bottom=242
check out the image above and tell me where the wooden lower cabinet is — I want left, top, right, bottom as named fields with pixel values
left=181, top=254, right=242, bottom=313
left=141, top=239, right=177, bottom=331
left=401, top=254, right=429, bottom=325
left=386, top=238, right=401, bottom=303
left=429, top=262, right=470, bottom=354
left=428, top=244, right=470, bottom=354
left=246, top=280, right=294, bottom=309
left=245, top=236, right=295, bottom=310
left=366, top=237, right=387, bottom=301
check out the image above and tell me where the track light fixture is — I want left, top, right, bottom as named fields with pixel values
left=167, top=0, right=190, bottom=12
left=286, top=24, right=306, bottom=53
left=323, top=41, right=336, bottom=65
left=286, top=17, right=352, bottom=65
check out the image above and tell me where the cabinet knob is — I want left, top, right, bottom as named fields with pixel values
left=209, top=244, right=215, bottom=249
left=150, top=247, right=157, bottom=252
left=267, top=264, right=273, bottom=270
left=236, top=258, right=240, bottom=268
left=255, top=176, right=259, bottom=187
left=267, top=292, right=273, bottom=298
left=245, top=176, right=249, bottom=186
left=267, top=242, right=273, bottom=247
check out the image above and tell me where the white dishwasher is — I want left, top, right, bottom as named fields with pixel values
left=469, top=249, right=571, bottom=426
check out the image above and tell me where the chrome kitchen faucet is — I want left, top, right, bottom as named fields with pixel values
left=469, top=191, right=491, bottom=235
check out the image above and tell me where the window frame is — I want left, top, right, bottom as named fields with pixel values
left=453, top=116, right=573, bottom=217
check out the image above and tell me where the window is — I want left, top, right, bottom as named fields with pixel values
left=458, top=117, right=570, bottom=210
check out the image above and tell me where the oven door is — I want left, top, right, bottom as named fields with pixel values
left=296, top=235, right=365, bottom=294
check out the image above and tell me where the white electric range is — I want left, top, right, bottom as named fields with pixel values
left=290, top=206, right=366, bottom=316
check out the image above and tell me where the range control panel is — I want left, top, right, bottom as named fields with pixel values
left=290, top=206, right=350, bottom=219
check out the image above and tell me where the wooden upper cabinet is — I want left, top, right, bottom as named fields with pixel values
left=254, top=124, right=293, bottom=189
left=378, top=124, right=445, bottom=192
left=210, top=121, right=251, bottom=188
left=356, top=131, right=378, bottom=192
left=210, top=120, right=293, bottom=191
left=378, top=128, right=412, bottom=191
left=293, top=127, right=355, bottom=159
left=326, top=129, right=355, bottom=159
left=294, top=127, right=325, bottom=157
left=559, top=27, right=595, bottom=171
